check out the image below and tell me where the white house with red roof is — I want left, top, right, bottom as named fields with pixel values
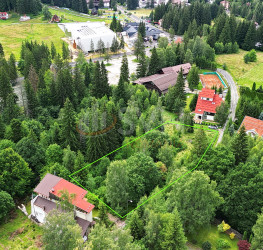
left=31, top=173, right=95, bottom=239
left=0, top=12, right=9, bottom=20
left=239, top=116, right=263, bottom=137
left=194, top=88, right=223, bottom=122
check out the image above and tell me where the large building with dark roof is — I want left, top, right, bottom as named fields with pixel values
left=31, top=173, right=95, bottom=240
left=133, top=63, right=191, bottom=94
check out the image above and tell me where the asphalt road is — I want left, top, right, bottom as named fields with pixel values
left=216, top=68, right=239, bottom=144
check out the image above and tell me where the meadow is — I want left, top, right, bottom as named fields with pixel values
left=131, top=8, right=153, bottom=18
left=216, top=50, right=263, bottom=89
left=0, top=203, right=43, bottom=249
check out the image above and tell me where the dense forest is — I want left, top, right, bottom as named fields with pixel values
left=41, top=0, right=88, bottom=13
left=152, top=1, right=263, bottom=52
left=0, top=0, right=42, bottom=14
left=0, top=38, right=263, bottom=249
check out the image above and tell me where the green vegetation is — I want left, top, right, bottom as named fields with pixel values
left=188, top=224, right=238, bottom=250
left=0, top=23, right=64, bottom=59
left=132, top=8, right=153, bottom=18
left=0, top=203, right=42, bottom=249
left=216, top=50, right=263, bottom=88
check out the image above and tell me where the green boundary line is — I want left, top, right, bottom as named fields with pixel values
left=69, top=121, right=218, bottom=218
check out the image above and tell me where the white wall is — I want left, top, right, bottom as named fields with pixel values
left=75, top=210, right=93, bottom=222
left=31, top=204, right=46, bottom=223
left=207, top=115, right=214, bottom=121
left=75, top=33, right=116, bottom=52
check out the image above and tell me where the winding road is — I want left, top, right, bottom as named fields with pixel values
left=216, top=68, right=239, bottom=144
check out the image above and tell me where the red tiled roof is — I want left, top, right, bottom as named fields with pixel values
left=52, top=179, right=95, bottom=213
left=240, top=116, right=263, bottom=137
left=195, top=88, right=223, bottom=115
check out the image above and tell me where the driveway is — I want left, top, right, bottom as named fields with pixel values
left=216, top=68, right=239, bottom=144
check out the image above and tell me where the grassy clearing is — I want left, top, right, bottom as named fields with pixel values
left=188, top=224, right=239, bottom=250
left=216, top=50, right=263, bottom=88
left=0, top=22, right=64, bottom=59
left=131, top=8, right=153, bottom=18
left=0, top=203, right=43, bottom=249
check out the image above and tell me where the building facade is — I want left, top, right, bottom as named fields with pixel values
left=31, top=173, right=95, bottom=239
left=194, top=88, right=223, bottom=122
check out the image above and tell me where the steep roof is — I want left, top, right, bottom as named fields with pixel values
left=134, top=73, right=178, bottom=93
left=34, top=173, right=62, bottom=197
left=240, top=116, right=263, bottom=137
left=195, top=89, right=223, bottom=114
left=161, top=63, right=191, bottom=75
left=33, top=196, right=57, bottom=213
left=52, top=179, right=95, bottom=213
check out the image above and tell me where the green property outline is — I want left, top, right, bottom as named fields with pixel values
left=69, top=121, right=219, bottom=219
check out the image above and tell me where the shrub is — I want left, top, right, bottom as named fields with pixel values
left=218, top=220, right=231, bottom=232
left=216, top=239, right=231, bottom=249
left=230, top=232, right=235, bottom=239
left=237, top=240, right=251, bottom=250
left=202, top=241, right=212, bottom=250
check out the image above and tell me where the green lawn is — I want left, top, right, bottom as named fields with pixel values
left=131, top=8, right=153, bottom=18
left=186, top=93, right=194, bottom=109
left=216, top=50, right=263, bottom=89
left=0, top=203, right=43, bottom=249
left=0, top=22, right=64, bottom=59
left=188, top=224, right=239, bottom=250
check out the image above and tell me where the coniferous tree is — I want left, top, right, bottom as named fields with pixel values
left=84, top=64, right=91, bottom=87
left=62, top=42, right=70, bottom=60
left=148, top=47, right=160, bottom=75
left=8, top=53, right=17, bottom=82
left=192, top=127, right=208, bottom=157
left=138, top=21, right=146, bottom=39
left=0, top=115, right=5, bottom=139
left=2, top=93, right=20, bottom=124
left=128, top=211, right=144, bottom=240
left=120, top=53, right=129, bottom=83
left=51, top=42, right=57, bottom=59
left=161, top=208, right=187, bottom=250
left=116, top=21, right=123, bottom=33
left=73, top=65, right=86, bottom=102
left=207, top=28, right=216, bottom=48
left=110, top=13, right=117, bottom=31
left=25, top=80, right=38, bottom=118
left=89, top=0, right=94, bottom=9
left=136, top=52, right=147, bottom=78
left=134, top=34, right=144, bottom=60
left=232, top=125, right=249, bottom=165
left=0, top=68, right=13, bottom=108
left=10, top=118, right=23, bottom=143
left=0, top=43, right=4, bottom=57
left=219, top=19, right=232, bottom=45
left=243, top=22, right=256, bottom=51
left=59, top=98, right=79, bottom=150
left=100, top=61, right=111, bottom=97
left=119, top=35, right=125, bottom=50
left=116, top=76, right=128, bottom=104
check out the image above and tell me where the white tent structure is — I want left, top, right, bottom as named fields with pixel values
left=58, top=22, right=116, bottom=52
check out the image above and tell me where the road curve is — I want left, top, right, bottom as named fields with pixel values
left=216, top=68, right=239, bottom=144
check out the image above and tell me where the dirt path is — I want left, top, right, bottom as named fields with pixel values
left=107, top=213, right=126, bottom=229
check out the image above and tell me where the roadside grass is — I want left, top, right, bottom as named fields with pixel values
left=216, top=50, right=263, bottom=89
left=0, top=22, right=64, bottom=59
left=0, top=203, right=43, bottom=249
left=132, top=8, right=153, bottom=18
left=188, top=224, right=239, bottom=250
left=186, top=93, right=194, bottom=109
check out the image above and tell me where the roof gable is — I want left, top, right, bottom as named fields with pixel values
left=195, top=88, right=223, bottom=114
left=34, top=173, right=61, bottom=197
left=52, top=179, right=95, bottom=213
left=240, top=116, right=263, bottom=137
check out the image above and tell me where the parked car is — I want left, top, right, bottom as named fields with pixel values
left=208, top=125, right=218, bottom=130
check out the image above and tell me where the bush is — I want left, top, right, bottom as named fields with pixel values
left=216, top=239, right=231, bottom=249
left=230, top=232, right=235, bottom=239
left=237, top=240, right=251, bottom=250
left=202, top=241, right=212, bottom=250
left=244, top=49, right=257, bottom=63
left=218, top=220, right=231, bottom=232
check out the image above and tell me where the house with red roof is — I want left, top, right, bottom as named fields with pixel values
left=0, top=12, right=9, bottom=20
left=194, top=88, right=223, bottom=122
left=239, top=116, right=263, bottom=137
left=31, top=173, right=95, bottom=240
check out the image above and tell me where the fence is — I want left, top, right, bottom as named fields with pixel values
left=203, top=72, right=227, bottom=88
